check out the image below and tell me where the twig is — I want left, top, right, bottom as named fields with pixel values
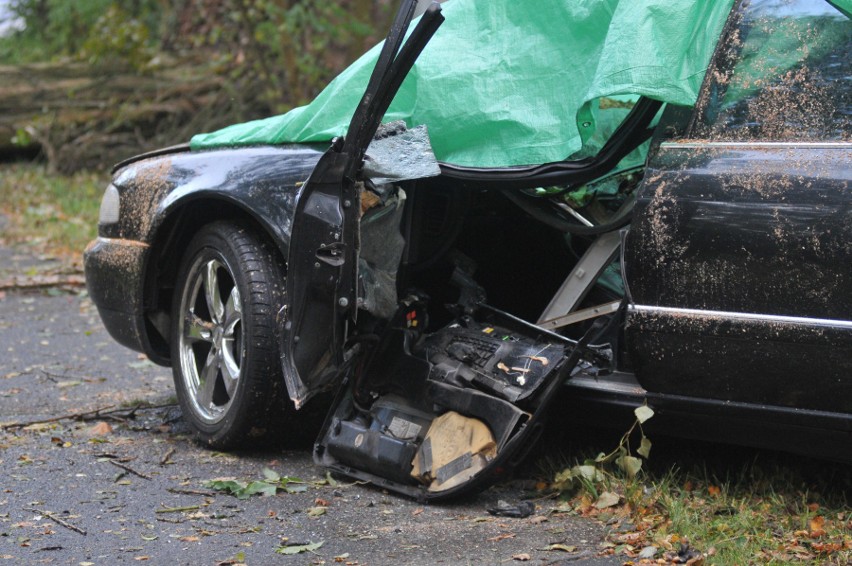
left=39, top=369, right=105, bottom=382
left=1, top=403, right=178, bottom=430
left=0, top=274, right=86, bottom=290
left=167, top=487, right=214, bottom=497
left=108, top=459, right=152, bottom=480
left=1, top=406, right=116, bottom=429
left=155, top=505, right=200, bottom=514
left=24, top=507, right=86, bottom=536
left=160, top=447, right=176, bottom=466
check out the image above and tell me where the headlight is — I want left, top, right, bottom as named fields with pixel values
left=99, top=184, right=120, bottom=225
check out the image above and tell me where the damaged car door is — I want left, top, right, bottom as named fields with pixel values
left=280, top=1, right=444, bottom=408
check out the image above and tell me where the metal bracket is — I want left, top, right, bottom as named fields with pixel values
left=537, top=230, right=622, bottom=330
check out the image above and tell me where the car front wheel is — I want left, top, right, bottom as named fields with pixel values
left=171, top=221, right=287, bottom=448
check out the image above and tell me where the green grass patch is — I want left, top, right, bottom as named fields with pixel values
left=547, top=432, right=852, bottom=564
left=0, top=163, right=106, bottom=264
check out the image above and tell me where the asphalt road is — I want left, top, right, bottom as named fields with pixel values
left=0, top=244, right=624, bottom=565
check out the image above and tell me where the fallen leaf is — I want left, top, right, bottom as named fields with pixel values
left=512, top=553, right=531, bottom=561
left=594, top=492, right=620, bottom=509
left=275, top=541, right=324, bottom=555
left=809, top=516, right=826, bottom=538
left=263, top=468, right=281, bottom=482
left=179, top=536, right=200, bottom=542
left=638, top=545, right=658, bottom=559
left=487, top=533, right=516, bottom=542
left=812, top=542, right=842, bottom=553
left=613, top=532, right=645, bottom=545
left=544, top=544, right=576, bottom=552
left=87, top=422, right=113, bottom=436
left=708, top=485, right=721, bottom=497
left=307, top=507, right=327, bottom=517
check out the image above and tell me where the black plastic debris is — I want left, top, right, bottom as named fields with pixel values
left=487, top=500, right=536, bottom=518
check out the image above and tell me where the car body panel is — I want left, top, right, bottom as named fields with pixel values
left=625, top=140, right=852, bottom=414
left=84, top=145, right=324, bottom=363
left=103, top=145, right=324, bottom=246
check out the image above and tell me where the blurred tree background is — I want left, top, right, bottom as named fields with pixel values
left=0, top=0, right=394, bottom=173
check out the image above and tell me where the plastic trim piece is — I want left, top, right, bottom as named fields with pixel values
left=660, top=141, right=852, bottom=149
left=630, top=305, right=852, bottom=330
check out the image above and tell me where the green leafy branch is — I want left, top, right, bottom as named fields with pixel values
left=204, top=467, right=337, bottom=499
left=553, top=403, right=654, bottom=495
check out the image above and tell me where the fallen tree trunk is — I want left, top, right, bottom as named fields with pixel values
left=0, top=61, right=272, bottom=173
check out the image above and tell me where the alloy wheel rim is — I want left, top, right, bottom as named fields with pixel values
left=177, top=257, right=243, bottom=424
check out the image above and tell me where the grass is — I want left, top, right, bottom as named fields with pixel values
left=0, top=162, right=107, bottom=266
left=541, top=423, right=852, bottom=565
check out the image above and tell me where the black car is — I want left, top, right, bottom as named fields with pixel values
left=84, top=0, right=851, bottom=500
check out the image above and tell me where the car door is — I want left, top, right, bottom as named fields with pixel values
left=625, top=0, right=852, bottom=414
left=280, top=0, right=444, bottom=408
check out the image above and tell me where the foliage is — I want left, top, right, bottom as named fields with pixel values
left=1, top=0, right=393, bottom=173
left=549, top=415, right=852, bottom=564
left=0, top=163, right=105, bottom=263
left=80, top=4, right=153, bottom=71
left=174, top=0, right=389, bottom=112
left=204, top=468, right=342, bottom=501
left=1, top=0, right=391, bottom=109
left=553, top=404, right=654, bottom=494
left=0, top=0, right=161, bottom=64
left=275, top=541, right=324, bottom=555
left=204, top=468, right=309, bottom=499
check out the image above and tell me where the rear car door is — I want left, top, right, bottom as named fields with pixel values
left=625, top=0, right=852, bottom=414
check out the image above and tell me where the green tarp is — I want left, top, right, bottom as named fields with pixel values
left=191, top=0, right=737, bottom=168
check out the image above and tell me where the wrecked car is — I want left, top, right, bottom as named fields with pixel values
left=84, top=0, right=851, bottom=500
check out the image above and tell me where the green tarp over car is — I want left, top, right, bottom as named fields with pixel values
left=190, top=0, right=738, bottom=168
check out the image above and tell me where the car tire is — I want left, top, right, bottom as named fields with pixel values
left=170, top=220, right=287, bottom=449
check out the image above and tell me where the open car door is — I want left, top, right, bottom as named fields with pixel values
left=281, top=1, right=445, bottom=408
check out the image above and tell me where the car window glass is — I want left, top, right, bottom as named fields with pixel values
left=692, top=0, right=851, bottom=141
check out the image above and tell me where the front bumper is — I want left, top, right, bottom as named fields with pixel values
left=84, top=237, right=152, bottom=357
